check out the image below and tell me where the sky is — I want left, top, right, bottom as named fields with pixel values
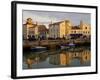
left=23, top=10, right=91, bottom=28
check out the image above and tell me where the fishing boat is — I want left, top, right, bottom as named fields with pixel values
left=31, top=46, right=47, bottom=52
left=61, top=42, right=76, bottom=50
left=61, top=46, right=70, bottom=50
left=68, top=42, right=76, bottom=46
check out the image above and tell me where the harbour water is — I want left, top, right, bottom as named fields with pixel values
left=23, top=46, right=91, bottom=69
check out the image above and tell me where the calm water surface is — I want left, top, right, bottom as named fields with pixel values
left=23, top=46, right=91, bottom=69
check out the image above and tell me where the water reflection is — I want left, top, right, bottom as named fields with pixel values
left=23, top=52, right=48, bottom=69
left=23, top=46, right=91, bottom=69
left=49, top=49, right=90, bottom=66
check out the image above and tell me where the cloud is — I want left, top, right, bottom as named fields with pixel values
left=23, top=10, right=90, bottom=27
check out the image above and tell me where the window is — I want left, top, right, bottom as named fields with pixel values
left=74, top=31, right=76, bottom=33
left=83, top=31, right=85, bottom=33
left=85, top=27, right=87, bottom=29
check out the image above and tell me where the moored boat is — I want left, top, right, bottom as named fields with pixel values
left=68, top=42, right=76, bottom=46
left=31, top=46, right=47, bottom=52
left=61, top=46, right=70, bottom=50
left=61, top=42, right=76, bottom=50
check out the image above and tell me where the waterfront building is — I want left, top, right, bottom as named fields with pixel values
left=69, top=21, right=91, bottom=39
left=23, top=18, right=48, bottom=40
left=49, top=20, right=91, bottom=39
left=49, top=20, right=72, bottom=39
left=23, top=18, right=37, bottom=39
left=36, top=25, right=48, bottom=39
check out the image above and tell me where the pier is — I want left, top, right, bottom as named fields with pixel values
left=23, top=39, right=90, bottom=50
